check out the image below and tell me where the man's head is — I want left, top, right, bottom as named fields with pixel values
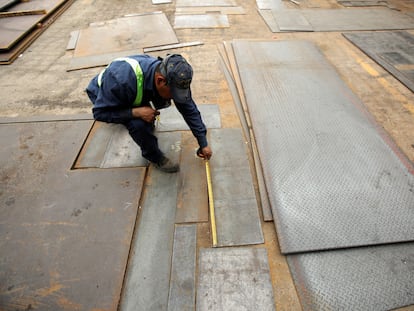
left=155, top=54, right=193, bottom=103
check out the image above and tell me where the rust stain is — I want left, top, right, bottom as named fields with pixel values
left=57, top=296, right=82, bottom=310
left=36, top=283, right=64, bottom=298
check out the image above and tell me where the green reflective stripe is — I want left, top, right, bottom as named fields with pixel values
left=97, top=69, right=105, bottom=87
left=97, top=57, right=144, bottom=106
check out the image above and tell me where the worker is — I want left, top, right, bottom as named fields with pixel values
left=86, top=54, right=213, bottom=173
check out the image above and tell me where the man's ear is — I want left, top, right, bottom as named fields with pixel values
left=155, top=73, right=167, bottom=86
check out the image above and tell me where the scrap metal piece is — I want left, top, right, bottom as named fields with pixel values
left=176, top=131, right=208, bottom=224
left=143, top=41, right=204, bottom=53
left=197, top=248, right=276, bottom=311
left=167, top=225, right=197, bottom=311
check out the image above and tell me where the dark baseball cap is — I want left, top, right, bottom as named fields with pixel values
left=160, top=54, right=193, bottom=103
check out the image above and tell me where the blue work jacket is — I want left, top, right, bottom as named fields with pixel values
left=86, top=54, right=208, bottom=148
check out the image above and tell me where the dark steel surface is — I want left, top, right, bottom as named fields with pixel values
left=0, top=0, right=69, bottom=50
left=71, top=12, right=178, bottom=61
left=168, top=224, right=197, bottom=311
left=209, top=128, right=264, bottom=247
left=120, top=132, right=181, bottom=311
left=260, top=8, right=414, bottom=32
left=0, top=121, right=145, bottom=310
left=344, top=31, right=414, bottom=92
left=176, top=132, right=208, bottom=223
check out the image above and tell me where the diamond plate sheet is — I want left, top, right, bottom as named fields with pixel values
left=287, top=243, right=414, bottom=310
left=344, top=31, right=414, bottom=92
left=232, top=40, right=414, bottom=253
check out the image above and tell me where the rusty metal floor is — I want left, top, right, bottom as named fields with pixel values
left=0, top=119, right=146, bottom=310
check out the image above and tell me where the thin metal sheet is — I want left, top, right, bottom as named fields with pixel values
left=0, top=0, right=74, bottom=64
left=260, top=8, right=414, bottom=32
left=153, top=0, right=172, bottom=3
left=303, top=8, right=414, bottom=31
left=287, top=243, right=414, bottom=310
left=156, top=104, right=221, bottom=132
left=143, top=41, right=204, bottom=53
left=101, top=124, right=148, bottom=168
left=257, top=9, right=281, bottom=33
left=210, top=128, right=264, bottom=247
left=167, top=225, right=197, bottom=311
left=338, top=0, right=390, bottom=7
left=176, top=132, right=208, bottom=223
left=176, top=0, right=236, bottom=6
left=77, top=104, right=220, bottom=169
left=66, top=30, right=79, bottom=50
left=218, top=45, right=273, bottom=221
left=0, top=113, right=93, bottom=124
left=274, top=9, right=313, bottom=32
left=120, top=132, right=181, bottom=311
left=232, top=40, right=414, bottom=253
left=0, top=0, right=68, bottom=50
left=197, top=248, right=276, bottom=311
left=174, top=14, right=229, bottom=29
left=0, top=15, right=41, bottom=50
left=256, top=0, right=284, bottom=9
left=67, top=49, right=143, bottom=71
left=69, top=13, right=178, bottom=69
left=76, top=122, right=148, bottom=169
left=0, top=121, right=145, bottom=310
left=175, top=6, right=246, bottom=14
left=344, top=31, right=414, bottom=92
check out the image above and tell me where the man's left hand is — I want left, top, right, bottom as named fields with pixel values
left=197, top=146, right=213, bottom=160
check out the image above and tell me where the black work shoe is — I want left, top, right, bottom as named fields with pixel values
left=155, top=156, right=179, bottom=173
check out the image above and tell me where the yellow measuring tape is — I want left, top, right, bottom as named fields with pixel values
left=205, top=160, right=217, bottom=247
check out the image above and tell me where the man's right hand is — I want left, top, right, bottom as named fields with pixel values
left=132, top=107, right=160, bottom=123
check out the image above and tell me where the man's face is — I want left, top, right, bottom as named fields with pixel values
left=155, top=74, right=172, bottom=99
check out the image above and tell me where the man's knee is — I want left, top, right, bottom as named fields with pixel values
left=92, top=109, right=106, bottom=122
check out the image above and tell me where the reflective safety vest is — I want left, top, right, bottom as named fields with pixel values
left=97, top=57, right=144, bottom=106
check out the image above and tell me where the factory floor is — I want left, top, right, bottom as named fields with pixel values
left=0, top=0, right=413, bottom=310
